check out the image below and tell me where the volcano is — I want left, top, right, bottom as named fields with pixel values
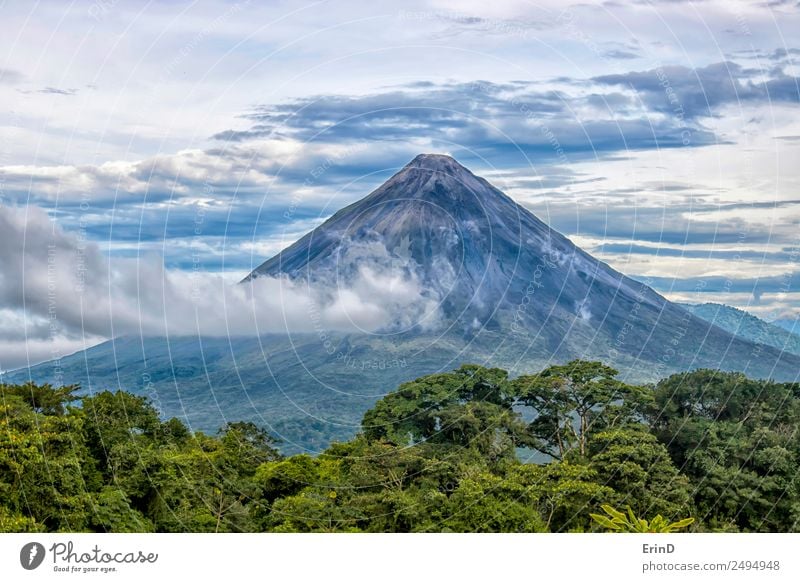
left=7, top=154, right=800, bottom=452
left=243, top=153, right=795, bottom=380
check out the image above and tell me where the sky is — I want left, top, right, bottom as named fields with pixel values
left=1, top=0, right=799, bottom=369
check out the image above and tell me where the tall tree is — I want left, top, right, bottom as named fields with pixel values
left=362, top=365, right=524, bottom=460
left=513, top=360, right=651, bottom=459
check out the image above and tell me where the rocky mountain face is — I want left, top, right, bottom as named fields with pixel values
left=248, top=154, right=663, bottom=333
left=245, top=153, right=797, bottom=381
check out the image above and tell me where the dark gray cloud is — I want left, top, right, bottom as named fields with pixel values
left=418, top=11, right=547, bottom=40
left=16, top=86, right=78, bottom=96
left=532, top=201, right=793, bottom=246
left=213, top=80, right=718, bottom=158
left=769, top=47, right=800, bottom=59
left=594, top=61, right=800, bottom=119
left=602, top=49, right=640, bottom=60
left=38, top=86, right=77, bottom=95
left=762, top=0, right=800, bottom=9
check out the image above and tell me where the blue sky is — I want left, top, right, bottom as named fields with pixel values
left=1, top=0, right=799, bottom=367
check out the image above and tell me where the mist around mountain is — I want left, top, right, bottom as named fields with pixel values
left=685, top=303, right=800, bottom=357
left=5, top=154, right=800, bottom=452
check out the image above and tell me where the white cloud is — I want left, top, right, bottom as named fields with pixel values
left=0, top=205, right=443, bottom=368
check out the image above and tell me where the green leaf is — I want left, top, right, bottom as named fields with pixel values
left=590, top=514, right=623, bottom=530
left=667, top=517, right=695, bottom=531
left=601, top=504, right=627, bottom=521
left=627, top=506, right=637, bottom=524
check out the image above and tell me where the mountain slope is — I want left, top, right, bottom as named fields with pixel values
left=5, top=154, right=800, bottom=453
left=684, top=303, right=800, bottom=357
left=246, top=154, right=666, bottom=332
left=245, top=153, right=800, bottom=380
left=771, top=317, right=800, bottom=337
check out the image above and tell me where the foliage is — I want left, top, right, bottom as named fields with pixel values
left=1, top=362, right=799, bottom=532
left=512, top=360, right=651, bottom=459
left=649, top=369, right=800, bottom=531
left=590, top=504, right=694, bottom=533
left=588, top=427, right=691, bottom=519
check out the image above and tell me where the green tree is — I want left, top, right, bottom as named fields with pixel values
left=0, top=389, right=92, bottom=531
left=650, top=370, right=800, bottom=531
left=588, top=427, right=692, bottom=519
left=0, top=382, right=80, bottom=416
left=2, top=363, right=798, bottom=534
left=513, top=360, right=651, bottom=459
left=438, top=470, right=546, bottom=532
left=511, top=461, right=613, bottom=532
left=362, top=365, right=525, bottom=461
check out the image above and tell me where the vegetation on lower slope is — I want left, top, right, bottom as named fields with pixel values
left=685, top=302, right=800, bottom=357
left=2, top=361, right=798, bottom=532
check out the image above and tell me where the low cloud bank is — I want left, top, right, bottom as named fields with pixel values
left=0, top=206, right=442, bottom=369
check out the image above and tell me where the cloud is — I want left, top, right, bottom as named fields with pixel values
left=0, top=335, right=101, bottom=373
left=592, top=243, right=797, bottom=262
left=533, top=202, right=785, bottom=246
left=37, top=87, right=77, bottom=96
left=421, top=12, right=546, bottom=40
left=0, top=205, right=442, bottom=368
left=0, top=68, right=23, bottom=84
left=602, top=49, right=640, bottom=60
left=0, top=141, right=300, bottom=213
left=212, top=79, right=719, bottom=159
left=16, top=87, right=78, bottom=96
left=594, top=61, right=800, bottom=119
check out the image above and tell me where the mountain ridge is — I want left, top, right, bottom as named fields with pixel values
left=684, top=302, right=800, bottom=357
